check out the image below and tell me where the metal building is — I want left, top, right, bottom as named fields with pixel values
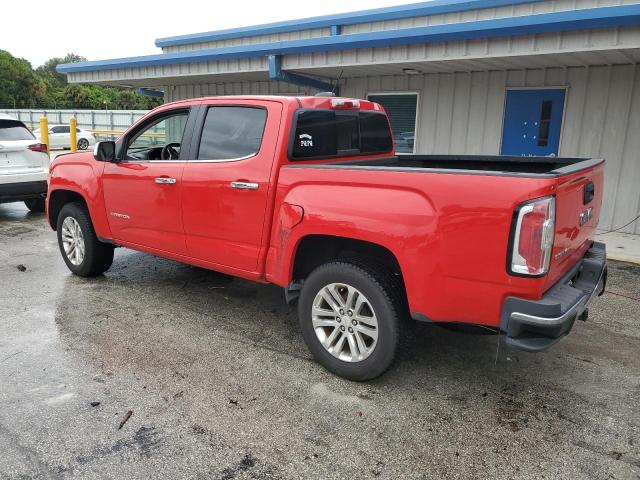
left=58, top=0, right=640, bottom=233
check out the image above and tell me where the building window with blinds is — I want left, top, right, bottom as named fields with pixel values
left=367, top=93, right=418, bottom=154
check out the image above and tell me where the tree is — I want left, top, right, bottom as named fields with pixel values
left=0, top=50, right=38, bottom=108
left=36, top=53, right=87, bottom=85
left=116, top=89, right=139, bottom=109
left=0, top=49, right=163, bottom=110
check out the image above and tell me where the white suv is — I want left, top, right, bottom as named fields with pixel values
left=0, top=114, right=50, bottom=212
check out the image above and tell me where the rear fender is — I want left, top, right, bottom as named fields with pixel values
left=266, top=183, right=437, bottom=310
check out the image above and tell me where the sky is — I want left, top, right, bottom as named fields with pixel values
left=1, top=0, right=406, bottom=67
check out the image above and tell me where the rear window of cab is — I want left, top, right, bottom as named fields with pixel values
left=289, top=109, right=393, bottom=160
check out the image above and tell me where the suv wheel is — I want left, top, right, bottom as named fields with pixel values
left=77, top=138, right=89, bottom=150
left=57, top=202, right=114, bottom=277
left=298, top=261, right=402, bottom=381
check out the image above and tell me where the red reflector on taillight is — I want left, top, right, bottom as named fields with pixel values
left=510, top=196, right=555, bottom=276
left=28, top=143, right=48, bottom=153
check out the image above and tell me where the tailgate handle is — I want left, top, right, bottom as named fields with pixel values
left=584, top=181, right=595, bottom=204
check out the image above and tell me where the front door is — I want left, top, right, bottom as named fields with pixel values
left=102, top=108, right=191, bottom=255
left=181, top=100, right=281, bottom=273
left=501, top=89, right=566, bottom=156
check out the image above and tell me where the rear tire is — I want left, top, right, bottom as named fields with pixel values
left=298, top=261, right=402, bottom=381
left=57, top=202, right=114, bottom=277
left=24, top=197, right=45, bottom=213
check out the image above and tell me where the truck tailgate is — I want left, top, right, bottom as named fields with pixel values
left=545, top=160, right=605, bottom=289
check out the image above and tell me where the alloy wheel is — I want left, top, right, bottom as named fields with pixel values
left=61, top=216, right=85, bottom=266
left=311, top=283, right=379, bottom=362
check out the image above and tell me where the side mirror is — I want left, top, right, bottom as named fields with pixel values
left=93, top=141, right=116, bottom=162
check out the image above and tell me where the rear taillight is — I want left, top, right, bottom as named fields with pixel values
left=28, top=143, right=48, bottom=153
left=509, top=196, right=555, bottom=276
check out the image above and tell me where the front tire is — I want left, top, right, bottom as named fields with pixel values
left=298, top=261, right=402, bottom=381
left=77, top=138, right=89, bottom=150
left=24, top=197, right=45, bottom=213
left=57, top=202, right=114, bottom=277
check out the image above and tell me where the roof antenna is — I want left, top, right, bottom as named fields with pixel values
left=315, top=70, right=344, bottom=97
left=332, top=69, right=344, bottom=96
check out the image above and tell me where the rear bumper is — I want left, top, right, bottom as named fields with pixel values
left=501, top=241, right=607, bottom=352
left=0, top=181, right=48, bottom=203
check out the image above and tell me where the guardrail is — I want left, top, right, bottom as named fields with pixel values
left=30, top=116, right=166, bottom=156
left=89, top=129, right=165, bottom=139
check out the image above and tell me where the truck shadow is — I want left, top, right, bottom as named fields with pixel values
left=52, top=248, right=551, bottom=383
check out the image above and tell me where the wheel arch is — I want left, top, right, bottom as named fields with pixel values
left=290, top=235, right=408, bottom=311
left=47, top=189, right=89, bottom=230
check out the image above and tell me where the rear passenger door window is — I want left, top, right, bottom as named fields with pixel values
left=197, top=107, right=267, bottom=160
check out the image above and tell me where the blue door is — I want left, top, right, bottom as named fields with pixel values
left=501, top=89, right=565, bottom=156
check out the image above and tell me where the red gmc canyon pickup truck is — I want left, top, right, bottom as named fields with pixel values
left=47, top=95, right=607, bottom=380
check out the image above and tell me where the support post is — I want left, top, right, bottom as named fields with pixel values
left=268, top=55, right=338, bottom=94
left=39, top=117, right=49, bottom=158
left=69, top=116, right=78, bottom=152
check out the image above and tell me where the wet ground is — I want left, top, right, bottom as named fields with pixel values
left=1, top=201, right=639, bottom=480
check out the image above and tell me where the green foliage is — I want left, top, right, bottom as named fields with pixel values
left=36, top=53, right=87, bottom=85
left=0, top=50, right=163, bottom=110
left=0, top=51, right=39, bottom=107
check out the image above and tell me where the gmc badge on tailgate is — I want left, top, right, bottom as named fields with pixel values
left=579, top=207, right=593, bottom=226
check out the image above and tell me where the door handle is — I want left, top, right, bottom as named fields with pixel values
left=155, top=177, right=177, bottom=185
left=230, top=181, right=259, bottom=190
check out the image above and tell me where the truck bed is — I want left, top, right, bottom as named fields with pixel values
left=325, top=155, right=602, bottom=177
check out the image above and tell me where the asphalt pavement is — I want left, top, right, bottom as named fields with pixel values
left=1, top=201, right=639, bottom=479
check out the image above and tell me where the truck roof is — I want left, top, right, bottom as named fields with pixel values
left=160, top=95, right=384, bottom=112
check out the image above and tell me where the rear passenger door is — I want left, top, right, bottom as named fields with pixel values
left=181, top=100, right=282, bottom=273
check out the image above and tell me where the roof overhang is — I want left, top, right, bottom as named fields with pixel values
left=57, top=5, right=640, bottom=75
left=154, top=0, right=548, bottom=48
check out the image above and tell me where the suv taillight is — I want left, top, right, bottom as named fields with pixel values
left=28, top=143, right=48, bottom=153
left=509, top=196, right=555, bottom=276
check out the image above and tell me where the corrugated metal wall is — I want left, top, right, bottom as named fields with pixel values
left=160, top=0, right=637, bottom=53
left=342, top=0, right=638, bottom=34
left=162, top=28, right=330, bottom=53
left=165, top=81, right=309, bottom=102
left=341, top=64, right=640, bottom=233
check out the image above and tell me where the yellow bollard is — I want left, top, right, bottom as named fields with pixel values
left=39, top=117, right=50, bottom=158
left=69, top=116, right=78, bottom=152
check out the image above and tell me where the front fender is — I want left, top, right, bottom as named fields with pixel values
left=48, top=154, right=111, bottom=239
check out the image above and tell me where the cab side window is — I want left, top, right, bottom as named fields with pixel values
left=198, top=107, right=267, bottom=160
left=125, top=110, right=189, bottom=161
